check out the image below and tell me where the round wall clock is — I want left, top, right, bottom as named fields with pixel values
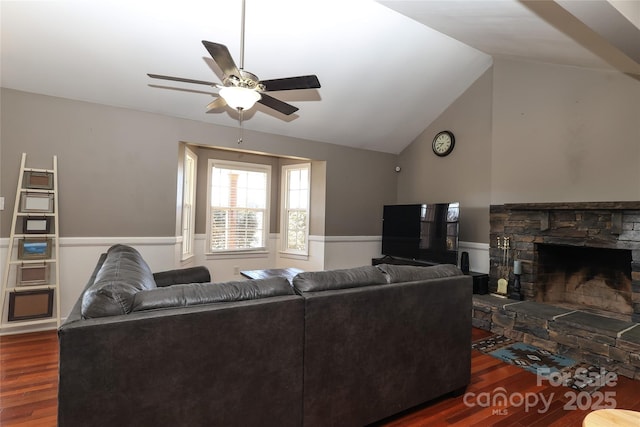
left=432, top=131, right=455, bottom=157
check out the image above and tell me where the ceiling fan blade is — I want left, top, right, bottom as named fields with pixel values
left=206, top=97, right=227, bottom=113
left=147, top=73, right=218, bottom=87
left=258, top=94, right=299, bottom=115
left=202, top=41, right=241, bottom=78
left=261, top=75, right=321, bottom=92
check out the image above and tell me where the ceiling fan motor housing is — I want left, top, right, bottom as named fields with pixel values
left=225, top=70, right=264, bottom=91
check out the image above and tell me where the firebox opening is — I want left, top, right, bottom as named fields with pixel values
left=535, top=244, right=633, bottom=320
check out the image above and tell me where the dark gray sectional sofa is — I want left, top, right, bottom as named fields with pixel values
left=58, top=244, right=472, bottom=427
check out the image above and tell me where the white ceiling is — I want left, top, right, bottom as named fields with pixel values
left=1, top=0, right=638, bottom=154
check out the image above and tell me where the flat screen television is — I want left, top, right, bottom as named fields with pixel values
left=381, top=202, right=459, bottom=265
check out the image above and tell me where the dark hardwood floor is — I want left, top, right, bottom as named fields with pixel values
left=1, top=330, right=59, bottom=427
left=1, top=328, right=639, bottom=426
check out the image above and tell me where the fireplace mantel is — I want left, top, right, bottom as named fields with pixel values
left=504, top=201, right=640, bottom=210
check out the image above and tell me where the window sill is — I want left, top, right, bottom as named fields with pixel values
left=180, top=254, right=195, bottom=263
left=205, top=250, right=269, bottom=260
left=279, top=251, right=309, bottom=261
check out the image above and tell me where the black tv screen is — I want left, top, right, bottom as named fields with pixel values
left=382, top=204, right=421, bottom=259
left=382, top=203, right=459, bottom=265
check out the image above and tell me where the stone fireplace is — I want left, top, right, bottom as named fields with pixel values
left=489, top=202, right=640, bottom=323
left=473, top=202, right=640, bottom=379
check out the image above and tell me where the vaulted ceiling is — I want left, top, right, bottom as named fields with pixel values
left=1, top=1, right=638, bottom=154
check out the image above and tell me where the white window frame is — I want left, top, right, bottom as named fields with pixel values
left=280, top=163, right=311, bottom=256
left=206, top=159, right=271, bottom=256
left=181, top=147, right=197, bottom=261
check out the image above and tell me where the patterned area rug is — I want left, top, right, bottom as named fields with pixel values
left=472, top=335, right=611, bottom=394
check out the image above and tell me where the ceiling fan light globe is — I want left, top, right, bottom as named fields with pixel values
left=219, top=86, right=261, bottom=110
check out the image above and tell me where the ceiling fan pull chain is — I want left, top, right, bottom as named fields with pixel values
left=237, top=109, right=244, bottom=144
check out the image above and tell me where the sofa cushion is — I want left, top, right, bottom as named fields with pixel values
left=153, top=266, right=211, bottom=287
left=131, top=276, right=294, bottom=312
left=292, top=266, right=388, bottom=293
left=376, top=263, right=463, bottom=283
left=81, top=244, right=157, bottom=318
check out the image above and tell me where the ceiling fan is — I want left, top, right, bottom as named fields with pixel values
left=148, top=0, right=320, bottom=118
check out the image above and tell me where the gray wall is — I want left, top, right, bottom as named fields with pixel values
left=0, top=88, right=397, bottom=238
left=7, top=57, right=632, bottom=245
left=490, top=58, right=640, bottom=204
left=397, top=66, right=493, bottom=244
left=1, top=89, right=178, bottom=237
left=397, top=58, right=640, bottom=244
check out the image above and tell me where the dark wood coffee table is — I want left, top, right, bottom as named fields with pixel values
left=240, top=267, right=303, bottom=283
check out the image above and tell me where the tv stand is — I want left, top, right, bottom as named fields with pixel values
left=371, top=256, right=438, bottom=267
left=372, top=256, right=488, bottom=294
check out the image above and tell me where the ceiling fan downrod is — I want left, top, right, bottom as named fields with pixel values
left=239, top=0, right=246, bottom=71
left=237, top=0, right=246, bottom=144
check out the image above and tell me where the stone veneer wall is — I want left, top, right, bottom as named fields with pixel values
left=489, top=202, right=640, bottom=322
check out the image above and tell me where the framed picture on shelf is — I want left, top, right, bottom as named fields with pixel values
left=23, top=171, right=53, bottom=190
left=18, top=264, right=49, bottom=286
left=22, top=216, right=52, bottom=234
left=8, top=289, right=54, bottom=321
left=20, top=193, right=54, bottom=213
left=18, top=238, right=52, bottom=260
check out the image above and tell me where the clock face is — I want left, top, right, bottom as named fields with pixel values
left=432, top=131, right=455, bottom=157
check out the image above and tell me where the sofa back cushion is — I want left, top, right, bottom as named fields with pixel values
left=81, top=244, right=157, bottom=318
left=376, top=263, right=463, bottom=283
left=292, top=266, right=388, bottom=293
left=131, top=276, right=294, bottom=312
left=153, top=266, right=211, bottom=287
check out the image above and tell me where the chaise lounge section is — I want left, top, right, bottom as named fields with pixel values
left=58, top=244, right=303, bottom=427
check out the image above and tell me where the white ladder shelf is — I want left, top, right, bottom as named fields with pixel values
left=1, top=153, right=61, bottom=331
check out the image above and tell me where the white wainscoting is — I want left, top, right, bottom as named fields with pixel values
left=0, top=236, right=489, bottom=335
left=192, top=234, right=326, bottom=281
left=190, top=234, right=276, bottom=283
left=322, top=235, right=383, bottom=270
left=0, top=237, right=180, bottom=335
left=458, top=241, right=490, bottom=274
